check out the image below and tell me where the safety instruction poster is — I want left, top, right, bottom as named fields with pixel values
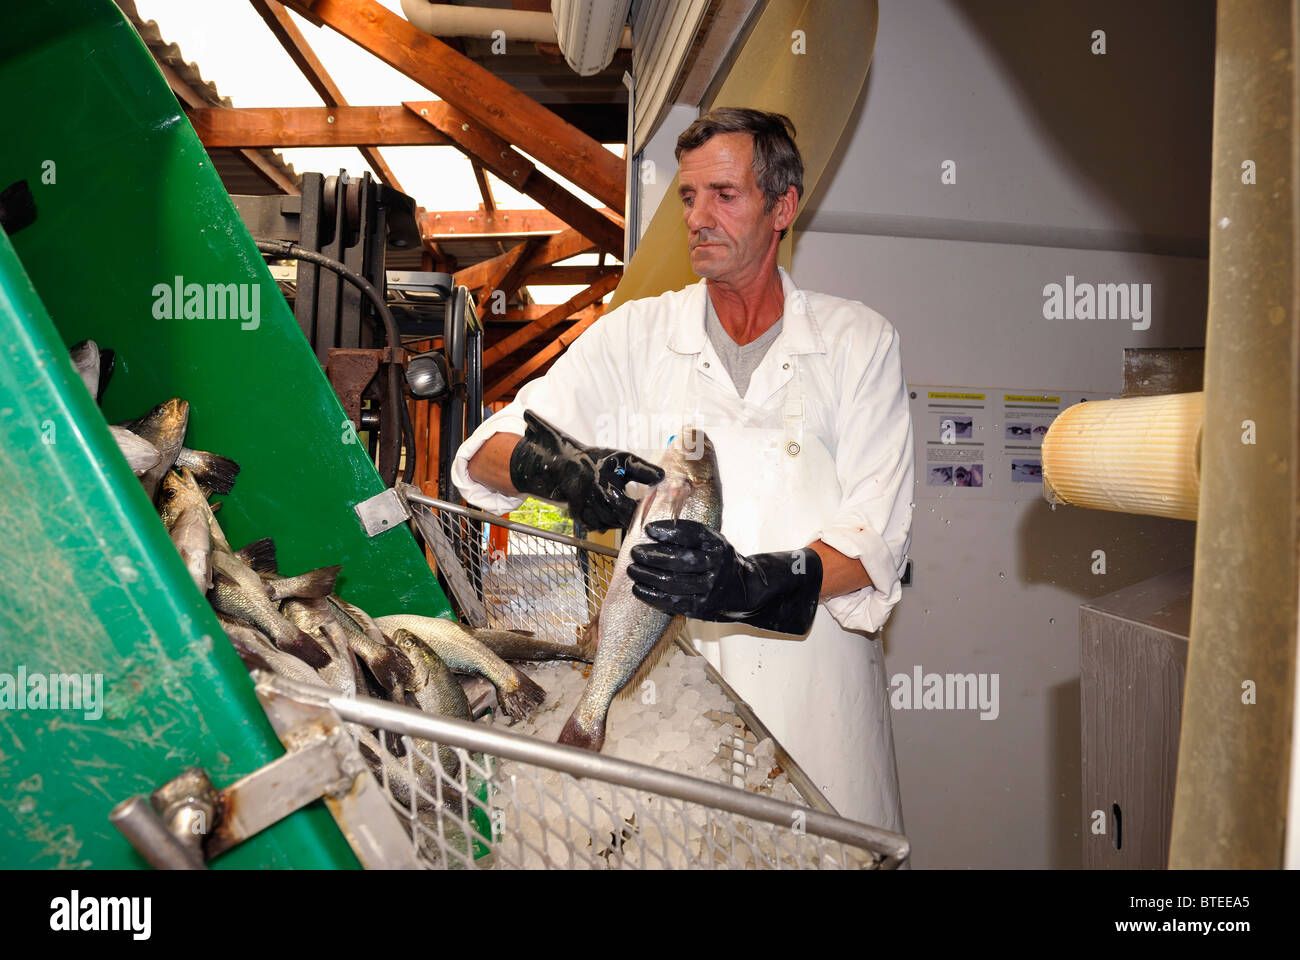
left=908, top=386, right=1114, bottom=501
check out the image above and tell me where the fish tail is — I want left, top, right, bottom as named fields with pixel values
left=497, top=669, right=546, bottom=721
left=273, top=623, right=332, bottom=669
left=267, top=564, right=342, bottom=601
left=236, top=537, right=278, bottom=574
left=179, top=448, right=242, bottom=495
left=557, top=709, right=605, bottom=752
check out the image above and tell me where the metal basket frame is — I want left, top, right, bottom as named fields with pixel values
left=347, top=486, right=910, bottom=869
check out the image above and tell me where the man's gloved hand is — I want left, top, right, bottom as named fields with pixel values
left=508, top=410, right=665, bottom=532
left=627, top=520, right=824, bottom=635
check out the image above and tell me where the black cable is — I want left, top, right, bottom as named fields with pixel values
left=255, top=238, right=411, bottom=487
left=253, top=239, right=401, bottom=349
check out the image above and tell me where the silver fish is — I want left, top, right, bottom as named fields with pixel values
left=352, top=728, right=453, bottom=814
left=374, top=614, right=545, bottom=722
left=208, top=537, right=337, bottom=669
left=281, top=597, right=362, bottom=696
left=68, top=339, right=113, bottom=402
left=107, top=425, right=161, bottom=476
left=123, top=398, right=189, bottom=502
left=159, top=467, right=223, bottom=545
left=557, top=429, right=722, bottom=751
left=473, top=627, right=597, bottom=663
left=170, top=504, right=213, bottom=594
left=326, top=596, right=413, bottom=700
left=68, top=339, right=101, bottom=400
left=388, top=628, right=471, bottom=782
left=218, top=616, right=322, bottom=687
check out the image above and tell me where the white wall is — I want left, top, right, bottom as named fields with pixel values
left=635, top=0, right=1214, bottom=866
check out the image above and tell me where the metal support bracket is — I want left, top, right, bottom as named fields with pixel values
left=354, top=486, right=411, bottom=536
left=111, top=675, right=421, bottom=869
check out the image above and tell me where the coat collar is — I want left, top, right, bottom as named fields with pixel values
left=666, top=266, right=826, bottom=356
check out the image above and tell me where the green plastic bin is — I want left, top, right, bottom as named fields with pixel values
left=0, top=0, right=453, bottom=869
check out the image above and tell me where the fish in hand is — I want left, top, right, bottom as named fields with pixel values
left=557, top=428, right=722, bottom=751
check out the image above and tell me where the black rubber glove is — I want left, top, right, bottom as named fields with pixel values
left=627, top=519, right=824, bottom=635
left=508, top=410, right=665, bottom=532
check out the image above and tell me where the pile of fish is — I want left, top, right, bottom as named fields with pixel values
left=72, top=335, right=735, bottom=850
left=70, top=339, right=595, bottom=816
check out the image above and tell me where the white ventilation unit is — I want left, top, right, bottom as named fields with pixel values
left=629, top=0, right=712, bottom=152
left=553, top=0, right=634, bottom=76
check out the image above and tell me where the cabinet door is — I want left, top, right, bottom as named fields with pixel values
left=1081, top=613, right=1187, bottom=869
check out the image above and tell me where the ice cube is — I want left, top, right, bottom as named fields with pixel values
left=658, top=731, right=690, bottom=753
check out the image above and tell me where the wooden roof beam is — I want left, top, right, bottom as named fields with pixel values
left=405, top=101, right=623, bottom=256
left=483, top=271, right=621, bottom=369
left=280, top=0, right=625, bottom=212
left=421, top=209, right=618, bottom=241
left=249, top=0, right=407, bottom=193
left=187, top=106, right=449, bottom=148
left=525, top=265, right=622, bottom=285
left=451, top=227, right=597, bottom=290
left=470, top=240, right=536, bottom=320
left=485, top=307, right=605, bottom=403
left=486, top=303, right=604, bottom=324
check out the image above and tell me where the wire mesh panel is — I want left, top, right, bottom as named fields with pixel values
left=322, top=691, right=894, bottom=871
left=410, top=491, right=616, bottom=645
left=338, top=491, right=910, bottom=869
left=430, top=747, right=877, bottom=869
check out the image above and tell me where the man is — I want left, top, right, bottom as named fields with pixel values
left=452, top=108, right=913, bottom=833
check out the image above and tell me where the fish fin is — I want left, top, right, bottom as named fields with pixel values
left=557, top=710, right=605, bottom=751
left=276, top=626, right=332, bottom=670
left=614, top=615, right=684, bottom=702
left=325, top=624, right=366, bottom=691
left=236, top=537, right=278, bottom=574
left=266, top=564, right=342, bottom=601
left=497, top=669, right=546, bottom=722
left=210, top=501, right=223, bottom=515
left=505, top=628, right=535, bottom=637
left=218, top=619, right=273, bottom=671
left=229, top=642, right=272, bottom=674
left=331, top=596, right=393, bottom=649
left=178, top=448, right=241, bottom=495
left=356, top=651, right=403, bottom=703
left=577, top=617, right=600, bottom=662
left=95, top=348, right=115, bottom=403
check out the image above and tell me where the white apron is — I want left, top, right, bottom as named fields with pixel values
left=677, top=358, right=905, bottom=834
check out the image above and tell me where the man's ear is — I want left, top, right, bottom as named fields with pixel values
left=772, top=185, right=799, bottom=234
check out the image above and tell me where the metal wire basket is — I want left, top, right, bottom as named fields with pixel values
left=325, top=486, right=911, bottom=869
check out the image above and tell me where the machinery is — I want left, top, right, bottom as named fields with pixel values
left=234, top=171, right=483, bottom=490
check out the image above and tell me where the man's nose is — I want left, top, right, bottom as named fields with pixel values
left=685, top=194, right=714, bottom=231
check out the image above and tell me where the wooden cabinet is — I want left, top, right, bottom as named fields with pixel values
left=1080, top=566, right=1193, bottom=869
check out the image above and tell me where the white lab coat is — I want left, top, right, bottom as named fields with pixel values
left=452, top=266, right=915, bottom=824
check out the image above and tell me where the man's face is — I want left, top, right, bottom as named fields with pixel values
left=678, top=132, right=785, bottom=282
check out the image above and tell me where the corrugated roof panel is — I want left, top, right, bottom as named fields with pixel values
left=113, top=0, right=301, bottom=195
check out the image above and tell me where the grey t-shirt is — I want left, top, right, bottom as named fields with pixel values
left=704, top=293, right=783, bottom=398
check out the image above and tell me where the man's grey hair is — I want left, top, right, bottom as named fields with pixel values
left=675, top=107, right=804, bottom=240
